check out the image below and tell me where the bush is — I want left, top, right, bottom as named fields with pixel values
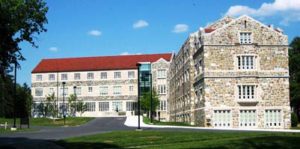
left=291, top=112, right=298, bottom=127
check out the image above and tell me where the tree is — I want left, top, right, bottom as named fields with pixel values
left=68, top=94, right=77, bottom=117
left=141, top=90, right=160, bottom=117
left=289, top=36, right=300, bottom=121
left=76, top=100, right=87, bottom=117
left=16, top=83, right=32, bottom=118
left=45, top=93, right=57, bottom=118
left=0, top=0, right=48, bottom=78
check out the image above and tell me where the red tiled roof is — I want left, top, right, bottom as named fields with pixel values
left=32, top=53, right=172, bottom=73
left=204, top=28, right=216, bottom=33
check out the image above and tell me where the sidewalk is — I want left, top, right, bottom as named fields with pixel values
left=124, top=116, right=300, bottom=133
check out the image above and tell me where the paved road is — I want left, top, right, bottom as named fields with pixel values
left=0, top=117, right=132, bottom=140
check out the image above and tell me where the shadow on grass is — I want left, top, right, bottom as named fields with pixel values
left=55, top=140, right=121, bottom=149
left=0, top=137, right=121, bottom=149
left=209, top=136, right=300, bottom=149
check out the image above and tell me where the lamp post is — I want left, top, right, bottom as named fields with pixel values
left=73, top=86, right=77, bottom=117
left=13, top=59, right=17, bottom=129
left=62, top=82, right=66, bottom=125
left=136, top=63, right=141, bottom=130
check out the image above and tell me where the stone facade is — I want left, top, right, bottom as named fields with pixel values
left=168, top=15, right=291, bottom=129
left=151, top=58, right=170, bottom=121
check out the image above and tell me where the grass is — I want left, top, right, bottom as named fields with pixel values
left=56, top=130, right=300, bottom=149
left=143, top=116, right=192, bottom=126
left=0, top=117, right=94, bottom=127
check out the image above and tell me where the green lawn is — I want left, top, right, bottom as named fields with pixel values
left=143, top=116, right=192, bottom=126
left=56, top=130, right=300, bottom=149
left=0, top=117, right=94, bottom=127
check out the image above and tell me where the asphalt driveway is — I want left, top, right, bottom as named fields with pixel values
left=0, top=117, right=132, bottom=140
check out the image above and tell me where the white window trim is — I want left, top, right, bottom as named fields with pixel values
left=264, top=108, right=283, bottom=128
left=236, top=84, right=259, bottom=103
left=235, top=54, right=258, bottom=71
left=239, top=109, right=258, bottom=128
left=157, top=69, right=167, bottom=79
left=239, top=31, right=253, bottom=44
left=212, top=109, right=232, bottom=128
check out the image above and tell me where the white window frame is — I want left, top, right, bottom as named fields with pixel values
left=113, top=86, right=122, bottom=95
left=49, top=88, right=55, bottom=95
left=265, top=109, right=283, bottom=128
left=239, top=109, right=257, bottom=128
left=88, top=86, right=93, bottom=93
left=99, top=86, right=108, bottom=96
left=237, top=84, right=257, bottom=101
left=159, top=100, right=167, bottom=111
left=61, top=74, right=68, bottom=80
left=74, top=73, right=81, bottom=80
left=86, top=102, right=96, bottom=112
left=114, top=72, right=121, bottom=79
left=35, top=88, right=43, bottom=96
left=36, top=75, right=42, bottom=81
left=76, top=87, right=81, bottom=96
left=112, top=101, right=123, bottom=111
left=236, top=55, right=256, bottom=70
left=239, top=32, right=252, bottom=44
left=101, top=72, right=107, bottom=79
left=129, top=85, right=134, bottom=92
left=87, top=72, right=94, bottom=80
left=99, top=102, right=109, bottom=111
left=157, top=69, right=167, bottom=79
left=157, top=85, right=166, bottom=94
left=213, top=110, right=231, bottom=128
left=128, top=71, right=135, bottom=79
left=60, top=87, right=68, bottom=96
left=48, top=74, right=55, bottom=81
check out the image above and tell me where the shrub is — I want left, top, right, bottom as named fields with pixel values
left=291, top=112, right=298, bottom=127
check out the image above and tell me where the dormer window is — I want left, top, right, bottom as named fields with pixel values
left=240, top=32, right=252, bottom=44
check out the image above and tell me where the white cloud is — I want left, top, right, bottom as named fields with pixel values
left=133, top=20, right=149, bottom=29
left=120, top=52, right=142, bottom=55
left=172, top=24, right=189, bottom=33
left=120, top=52, right=130, bottom=55
left=48, top=47, right=58, bottom=52
left=88, top=30, right=102, bottom=36
left=225, top=0, right=300, bottom=25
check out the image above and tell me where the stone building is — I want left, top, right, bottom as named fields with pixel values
left=168, top=15, right=291, bottom=129
left=31, top=53, right=171, bottom=120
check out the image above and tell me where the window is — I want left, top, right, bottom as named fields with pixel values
left=88, top=87, right=93, bottom=93
left=157, top=85, right=166, bottom=94
left=159, top=100, right=167, bottom=111
left=240, top=32, right=252, bottom=44
left=213, top=110, right=231, bottom=127
left=87, top=72, right=94, bottom=79
left=36, top=75, right=42, bottom=81
left=126, top=102, right=136, bottom=111
left=112, top=101, right=122, bottom=111
left=114, top=72, right=121, bottom=79
left=99, top=102, right=109, bottom=111
left=61, top=74, right=68, bottom=80
left=86, top=102, right=95, bottom=112
left=128, top=71, right=135, bottom=78
left=35, top=88, right=43, bottom=96
left=237, top=55, right=255, bottom=70
left=240, top=110, right=256, bottom=127
left=238, top=85, right=255, bottom=100
left=60, top=88, right=68, bottom=96
left=49, top=88, right=55, bottom=94
left=101, top=72, right=107, bottom=79
left=157, top=69, right=166, bottom=78
left=129, top=86, right=134, bottom=92
left=99, top=86, right=108, bottom=96
left=59, top=103, right=69, bottom=114
left=74, top=73, right=80, bottom=80
left=113, top=86, right=122, bottom=95
left=75, top=87, right=81, bottom=95
left=49, top=74, right=55, bottom=81
left=265, top=109, right=282, bottom=127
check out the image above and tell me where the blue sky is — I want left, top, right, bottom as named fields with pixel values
left=18, top=0, right=300, bottom=85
